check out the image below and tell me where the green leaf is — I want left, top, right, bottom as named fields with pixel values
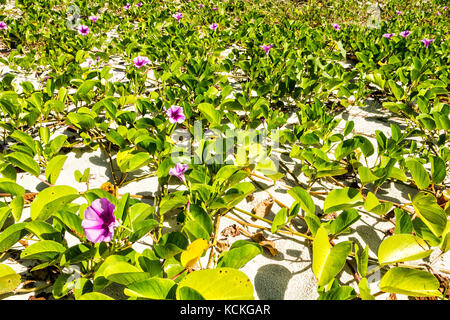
left=363, top=192, right=393, bottom=216
left=52, top=273, right=74, bottom=299
left=176, top=268, right=254, bottom=300
left=318, top=285, right=356, bottom=300
left=154, top=232, right=189, bottom=259
left=30, top=186, right=79, bottom=221
left=25, top=221, right=61, bottom=242
left=378, top=234, right=432, bottom=266
left=304, top=213, right=321, bottom=236
left=354, top=243, right=369, bottom=278
left=323, top=188, right=364, bottom=214
left=387, top=79, right=404, bottom=100
left=357, top=167, right=380, bottom=185
left=329, top=209, right=361, bottom=235
left=198, top=103, right=222, bottom=126
left=379, top=267, right=442, bottom=297
left=103, top=261, right=151, bottom=286
left=45, top=155, right=67, bottom=185
left=358, top=278, right=374, bottom=300
left=0, top=180, right=25, bottom=196
left=271, top=208, right=288, bottom=233
left=6, top=152, right=40, bottom=176
left=405, top=159, right=430, bottom=190
left=430, top=156, right=446, bottom=184
left=312, top=227, right=352, bottom=286
left=10, top=131, right=36, bottom=155
left=124, top=278, right=176, bottom=299
left=287, top=187, right=315, bottom=216
left=77, top=292, right=114, bottom=300
left=176, top=286, right=205, bottom=300
left=394, top=208, right=412, bottom=234
left=217, top=240, right=262, bottom=269
left=20, top=240, right=66, bottom=261
left=412, top=192, right=447, bottom=238
left=0, top=264, right=21, bottom=295
left=0, top=223, right=28, bottom=252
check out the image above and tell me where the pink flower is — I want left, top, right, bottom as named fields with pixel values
left=332, top=23, right=340, bottom=31
left=436, top=11, right=441, bottom=16
left=383, top=33, right=395, bottom=39
left=82, top=198, right=118, bottom=243
left=444, top=7, right=448, bottom=11
left=260, top=44, right=273, bottom=55
left=0, top=22, right=7, bottom=30
left=124, top=3, right=131, bottom=10
left=166, top=105, right=186, bottom=123
left=399, top=30, right=410, bottom=38
left=133, top=55, right=150, bottom=68
left=420, top=38, right=434, bottom=48
left=173, top=13, right=183, bottom=22
left=209, top=23, right=218, bottom=31
left=136, top=1, right=143, bottom=7
left=199, top=4, right=204, bottom=8
left=89, top=15, right=99, bottom=22
left=169, top=163, right=189, bottom=182
left=396, top=10, right=403, bottom=15
left=212, top=7, right=218, bottom=11
left=77, top=25, right=90, bottom=36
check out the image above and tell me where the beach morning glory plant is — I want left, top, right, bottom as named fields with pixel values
left=0, top=22, right=7, bottom=30
left=173, top=13, right=183, bottom=22
left=166, top=105, right=186, bottom=124
left=209, top=23, right=218, bottom=31
left=260, top=44, right=273, bottom=55
left=82, top=198, right=118, bottom=243
left=383, top=33, right=395, bottom=39
left=133, top=56, right=150, bottom=69
left=169, top=163, right=189, bottom=182
left=332, top=23, right=340, bottom=30
left=400, top=30, right=410, bottom=38
left=89, top=15, right=99, bottom=23
left=78, top=25, right=90, bottom=36
left=420, top=38, right=434, bottom=48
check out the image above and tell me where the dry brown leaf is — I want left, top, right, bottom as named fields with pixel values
left=323, top=212, right=338, bottom=220
left=250, top=231, right=278, bottom=256
left=215, top=239, right=230, bottom=253
left=251, top=198, right=274, bottom=221
left=246, top=193, right=255, bottom=202
left=221, top=224, right=240, bottom=237
left=388, top=293, right=397, bottom=300
left=19, top=240, right=29, bottom=248
left=100, top=182, right=115, bottom=195
left=24, top=193, right=37, bottom=203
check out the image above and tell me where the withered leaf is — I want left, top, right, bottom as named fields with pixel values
left=100, top=182, right=115, bottom=195
left=250, top=231, right=278, bottom=256
left=251, top=198, right=274, bottom=221
left=215, top=239, right=230, bottom=253
left=221, top=224, right=240, bottom=237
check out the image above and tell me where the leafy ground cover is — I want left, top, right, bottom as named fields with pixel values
left=0, top=0, right=449, bottom=300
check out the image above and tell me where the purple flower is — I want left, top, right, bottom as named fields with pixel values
left=444, top=7, right=448, bottom=11
left=124, top=3, right=131, bottom=10
left=383, top=33, right=395, bottom=39
left=199, top=4, right=204, bottom=8
left=77, top=25, right=90, bottom=36
left=332, top=23, right=340, bottom=31
left=420, top=38, right=434, bottom=48
left=173, top=13, right=183, bottom=22
left=136, top=1, right=143, bottom=7
left=212, top=7, right=218, bottom=11
left=169, top=163, right=189, bottom=182
left=396, top=10, right=403, bottom=15
left=82, top=198, right=118, bottom=243
left=133, top=55, right=150, bottom=68
left=166, top=105, right=186, bottom=123
left=436, top=11, right=441, bottom=16
left=0, top=22, right=7, bottom=30
left=260, top=44, right=273, bottom=55
left=209, top=23, right=218, bottom=31
left=89, top=15, right=99, bottom=22
left=400, top=30, right=410, bottom=38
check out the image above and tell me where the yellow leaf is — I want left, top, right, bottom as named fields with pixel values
left=180, top=239, right=210, bottom=269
